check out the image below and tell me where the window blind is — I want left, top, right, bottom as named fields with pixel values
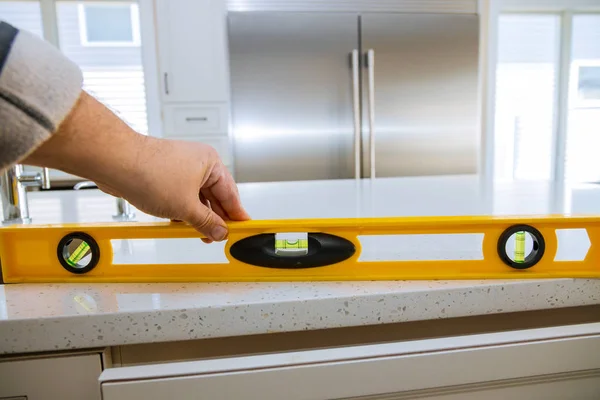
left=494, top=14, right=560, bottom=182
left=565, top=15, right=600, bottom=183
left=56, top=1, right=149, bottom=135
left=0, top=1, right=43, bottom=37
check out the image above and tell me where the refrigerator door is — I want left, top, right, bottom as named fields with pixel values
left=361, top=13, right=480, bottom=178
left=228, top=12, right=361, bottom=183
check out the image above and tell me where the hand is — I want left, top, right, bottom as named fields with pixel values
left=97, top=137, right=249, bottom=242
left=24, top=91, right=250, bottom=241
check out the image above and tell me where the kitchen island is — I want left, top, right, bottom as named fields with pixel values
left=2, top=175, right=600, bottom=399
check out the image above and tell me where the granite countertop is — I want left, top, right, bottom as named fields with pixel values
left=2, top=175, right=600, bottom=355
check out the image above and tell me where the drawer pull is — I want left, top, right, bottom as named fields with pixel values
left=186, top=117, right=208, bottom=122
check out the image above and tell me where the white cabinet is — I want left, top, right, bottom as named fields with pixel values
left=100, top=323, right=600, bottom=400
left=153, top=0, right=233, bottom=171
left=0, top=353, right=102, bottom=400
left=155, top=0, right=229, bottom=103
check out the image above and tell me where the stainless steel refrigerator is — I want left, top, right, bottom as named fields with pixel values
left=227, top=9, right=480, bottom=183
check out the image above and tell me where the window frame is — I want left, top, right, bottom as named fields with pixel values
left=77, top=1, right=141, bottom=47
left=480, top=1, right=600, bottom=197
left=493, top=12, right=562, bottom=183
left=487, top=2, right=600, bottom=188
left=569, top=60, right=600, bottom=108
left=0, top=0, right=162, bottom=138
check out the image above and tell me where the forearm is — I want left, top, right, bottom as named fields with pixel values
left=0, top=20, right=82, bottom=171
left=24, top=90, right=147, bottom=189
left=0, top=21, right=248, bottom=238
left=0, top=18, right=146, bottom=188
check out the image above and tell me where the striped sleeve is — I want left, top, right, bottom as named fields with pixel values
left=0, top=20, right=83, bottom=172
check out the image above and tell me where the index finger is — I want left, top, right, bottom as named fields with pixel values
left=204, top=164, right=251, bottom=222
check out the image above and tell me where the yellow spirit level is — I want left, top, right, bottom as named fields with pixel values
left=1, top=214, right=599, bottom=283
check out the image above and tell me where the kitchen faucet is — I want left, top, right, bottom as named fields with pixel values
left=1, top=166, right=135, bottom=224
left=0, top=164, right=50, bottom=224
left=112, top=196, right=136, bottom=221
left=73, top=181, right=135, bottom=221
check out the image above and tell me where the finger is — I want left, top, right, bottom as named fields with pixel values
left=201, top=188, right=228, bottom=221
left=204, top=165, right=250, bottom=221
left=199, top=193, right=210, bottom=208
left=195, top=194, right=214, bottom=243
left=185, top=201, right=228, bottom=241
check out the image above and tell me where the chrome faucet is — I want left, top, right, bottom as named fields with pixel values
left=0, top=164, right=50, bottom=224
left=73, top=181, right=135, bottom=221
left=113, top=196, right=136, bottom=221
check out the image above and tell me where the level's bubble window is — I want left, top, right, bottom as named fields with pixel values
left=275, top=232, right=308, bottom=256
left=57, top=232, right=100, bottom=274
left=505, top=231, right=537, bottom=263
left=62, top=238, right=93, bottom=269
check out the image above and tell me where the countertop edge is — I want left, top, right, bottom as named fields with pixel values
left=2, top=279, right=600, bottom=355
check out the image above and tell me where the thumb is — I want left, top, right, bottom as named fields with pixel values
left=187, top=203, right=228, bottom=241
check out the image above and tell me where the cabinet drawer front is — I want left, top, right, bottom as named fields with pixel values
left=0, top=354, right=102, bottom=400
left=163, top=105, right=227, bottom=137
left=100, top=323, right=600, bottom=400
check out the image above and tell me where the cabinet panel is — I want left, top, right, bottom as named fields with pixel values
left=163, top=104, right=228, bottom=137
left=156, top=0, right=229, bottom=103
left=102, top=371, right=600, bottom=400
left=370, top=372, right=600, bottom=399
left=0, top=354, right=102, bottom=400
left=100, top=323, right=600, bottom=400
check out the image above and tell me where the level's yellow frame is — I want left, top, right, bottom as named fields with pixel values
left=1, top=215, right=600, bottom=283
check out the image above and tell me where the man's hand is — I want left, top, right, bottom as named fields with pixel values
left=24, top=91, right=250, bottom=241
left=96, top=138, right=249, bottom=242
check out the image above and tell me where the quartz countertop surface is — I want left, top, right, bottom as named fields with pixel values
left=2, top=175, right=600, bottom=355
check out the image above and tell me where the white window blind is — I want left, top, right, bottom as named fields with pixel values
left=0, top=1, right=43, bottom=37
left=494, top=14, right=560, bottom=183
left=56, top=1, right=149, bottom=135
left=565, top=15, right=600, bottom=183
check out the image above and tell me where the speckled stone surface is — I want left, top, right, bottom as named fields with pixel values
left=3, top=176, right=600, bottom=354
left=2, top=279, right=600, bottom=354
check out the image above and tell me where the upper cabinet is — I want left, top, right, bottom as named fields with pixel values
left=155, top=0, right=229, bottom=103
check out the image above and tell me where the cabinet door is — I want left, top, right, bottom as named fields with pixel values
left=100, top=323, right=600, bottom=400
left=0, top=354, right=102, bottom=400
left=156, top=0, right=229, bottom=102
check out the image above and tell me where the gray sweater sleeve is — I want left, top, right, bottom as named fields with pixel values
left=0, top=20, right=83, bottom=172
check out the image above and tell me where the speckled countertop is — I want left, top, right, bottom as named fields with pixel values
left=2, top=175, right=600, bottom=355
left=2, top=279, right=600, bottom=354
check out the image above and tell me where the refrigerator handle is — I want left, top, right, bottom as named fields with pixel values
left=351, top=49, right=361, bottom=180
left=367, top=49, right=375, bottom=179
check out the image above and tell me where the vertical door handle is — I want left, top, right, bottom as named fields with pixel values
left=367, top=49, right=375, bottom=179
left=164, top=72, right=169, bottom=95
left=351, top=49, right=361, bottom=180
